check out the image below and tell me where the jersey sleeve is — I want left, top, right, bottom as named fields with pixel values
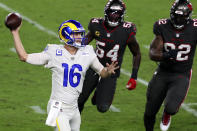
left=26, top=52, right=50, bottom=65
left=88, top=18, right=101, bottom=36
left=42, top=44, right=54, bottom=68
left=126, top=22, right=137, bottom=41
left=90, top=57, right=104, bottom=75
left=87, top=45, right=97, bottom=59
left=88, top=18, right=95, bottom=34
left=88, top=45, right=104, bottom=74
left=153, top=21, right=162, bottom=36
left=26, top=44, right=51, bottom=65
left=87, top=45, right=104, bottom=74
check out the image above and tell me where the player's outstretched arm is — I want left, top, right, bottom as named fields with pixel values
left=11, top=26, right=28, bottom=62
left=90, top=57, right=119, bottom=78
left=100, top=61, right=119, bottom=78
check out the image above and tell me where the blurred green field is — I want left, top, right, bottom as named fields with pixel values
left=0, top=0, right=197, bottom=131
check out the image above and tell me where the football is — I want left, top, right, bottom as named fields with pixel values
left=5, top=12, right=22, bottom=30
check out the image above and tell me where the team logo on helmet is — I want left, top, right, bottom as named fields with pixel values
left=58, top=20, right=86, bottom=48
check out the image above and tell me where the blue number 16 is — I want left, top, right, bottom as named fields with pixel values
left=62, top=63, right=82, bottom=88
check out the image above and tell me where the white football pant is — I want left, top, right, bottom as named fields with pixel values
left=47, top=101, right=81, bottom=131
left=55, top=107, right=81, bottom=131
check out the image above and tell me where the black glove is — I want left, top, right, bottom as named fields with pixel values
left=163, top=49, right=179, bottom=60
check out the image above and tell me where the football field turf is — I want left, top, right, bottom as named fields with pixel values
left=0, top=0, right=197, bottom=131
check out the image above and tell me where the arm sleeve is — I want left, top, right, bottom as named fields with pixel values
left=90, top=57, right=104, bottom=75
left=88, top=18, right=94, bottom=35
left=26, top=52, right=50, bottom=65
left=153, top=21, right=161, bottom=36
left=126, top=23, right=137, bottom=42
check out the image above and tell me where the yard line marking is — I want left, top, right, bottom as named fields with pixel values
left=143, top=45, right=150, bottom=49
left=109, top=105, right=121, bottom=112
left=185, top=103, right=197, bottom=106
left=30, top=106, right=46, bottom=114
left=9, top=47, right=16, bottom=53
left=181, top=103, right=197, bottom=117
left=2, top=2, right=197, bottom=115
left=120, top=69, right=149, bottom=86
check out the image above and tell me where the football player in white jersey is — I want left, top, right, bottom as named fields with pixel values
left=8, top=19, right=119, bottom=131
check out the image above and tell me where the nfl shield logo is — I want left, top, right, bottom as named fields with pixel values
left=107, top=33, right=111, bottom=37
left=176, top=33, right=180, bottom=37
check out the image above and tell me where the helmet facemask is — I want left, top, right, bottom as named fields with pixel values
left=170, top=0, right=192, bottom=29
left=104, top=0, right=125, bottom=27
left=70, top=31, right=86, bottom=48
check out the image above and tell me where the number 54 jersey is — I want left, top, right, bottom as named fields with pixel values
left=154, top=19, right=197, bottom=73
left=44, top=44, right=97, bottom=106
left=88, top=18, right=137, bottom=77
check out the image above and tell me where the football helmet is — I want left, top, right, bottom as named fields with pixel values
left=170, top=0, right=192, bottom=29
left=104, top=0, right=126, bottom=27
left=58, top=20, right=86, bottom=47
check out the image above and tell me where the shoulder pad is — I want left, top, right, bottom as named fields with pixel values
left=90, top=18, right=103, bottom=24
left=122, top=21, right=136, bottom=29
left=82, top=45, right=94, bottom=51
left=155, top=18, right=168, bottom=26
left=44, top=44, right=61, bottom=51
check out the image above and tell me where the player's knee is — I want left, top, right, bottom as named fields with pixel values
left=97, top=104, right=110, bottom=113
left=165, top=105, right=178, bottom=115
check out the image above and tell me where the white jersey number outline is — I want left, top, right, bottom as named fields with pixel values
left=96, top=41, right=119, bottom=61
left=164, top=42, right=191, bottom=61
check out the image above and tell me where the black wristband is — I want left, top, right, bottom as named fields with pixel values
left=131, top=68, right=138, bottom=79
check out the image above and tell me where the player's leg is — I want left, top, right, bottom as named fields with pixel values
left=160, top=71, right=191, bottom=131
left=95, top=76, right=117, bottom=113
left=70, top=109, right=81, bottom=131
left=164, top=71, right=191, bottom=115
left=78, top=68, right=99, bottom=113
left=144, top=71, right=167, bottom=131
left=55, top=113, right=71, bottom=131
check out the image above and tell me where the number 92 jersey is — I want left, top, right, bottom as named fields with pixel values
left=88, top=18, right=137, bottom=77
left=44, top=44, right=97, bottom=105
left=154, top=19, right=197, bottom=73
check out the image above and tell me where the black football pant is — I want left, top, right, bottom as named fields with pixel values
left=144, top=69, right=192, bottom=131
left=78, top=68, right=117, bottom=113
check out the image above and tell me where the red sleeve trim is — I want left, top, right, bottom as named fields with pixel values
left=126, top=32, right=136, bottom=44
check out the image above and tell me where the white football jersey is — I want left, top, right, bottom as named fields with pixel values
left=43, top=44, right=97, bottom=106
